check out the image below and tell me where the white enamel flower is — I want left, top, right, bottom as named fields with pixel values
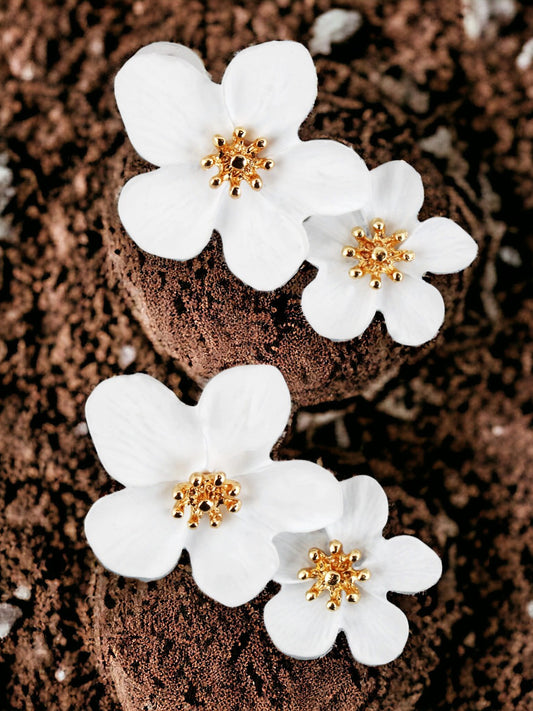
left=264, top=475, right=442, bottom=664
left=115, top=40, right=369, bottom=291
left=84, top=365, right=342, bottom=607
left=302, top=160, right=478, bottom=346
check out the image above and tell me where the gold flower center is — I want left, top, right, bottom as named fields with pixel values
left=172, top=471, right=241, bottom=528
left=298, top=539, right=371, bottom=611
left=201, top=127, right=274, bottom=198
left=342, top=218, right=415, bottom=289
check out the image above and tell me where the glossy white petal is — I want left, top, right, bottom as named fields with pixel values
left=240, top=460, right=342, bottom=535
left=187, top=514, right=278, bottom=606
left=363, top=161, right=424, bottom=234
left=343, top=594, right=410, bottom=666
left=216, top=191, right=308, bottom=291
left=272, top=530, right=329, bottom=584
left=84, top=484, right=186, bottom=581
left=264, top=140, right=370, bottom=221
left=221, top=41, right=317, bottom=153
left=198, top=365, right=291, bottom=476
left=369, top=535, right=442, bottom=595
left=404, top=217, right=478, bottom=275
left=85, top=374, right=205, bottom=487
left=305, top=212, right=361, bottom=271
left=115, top=49, right=231, bottom=165
left=135, top=42, right=209, bottom=77
left=264, top=583, right=340, bottom=659
left=118, top=164, right=219, bottom=260
left=301, top=269, right=379, bottom=341
left=326, top=476, right=389, bottom=551
left=379, top=275, right=445, bottom=347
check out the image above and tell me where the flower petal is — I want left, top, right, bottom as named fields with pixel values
left=221, top=41, right=317, bottom=153
left=264, top=140, right=370, bottom=221
left=403, top=217, right=478, bottom=275
left=115, top=48, right=231, bottom=165
left=301, top=269, right=379, bottom=341
left=368, top=535, right=442, bottom=595
left=216, top=191, right=308, bottom=290
left=326, top=476, right=389, bottom=551
left=118, top=164, right=219, bottom=260
left=84, top=484, right=186, bottom=581
left=343, top=594, right=410, bottom=665
left=85, top=374, right=205, bottom=487
left=379, top=275, right=445, bottom=347
left=240, top=460, right=342, bottom=535
left=363, top=161, right=424, bottom=234
left=264, top=583, right=340, bottom=659
left=197, top=365, right=291, bottom=476
left=187, top=514, right=278, bottom=606
left=305, top=212, right=362, bottom=271
left=272, top=530, right=329, bottom=584
left=135, top=41, right=209, bottom=77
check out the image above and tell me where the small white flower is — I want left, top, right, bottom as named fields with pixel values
left=84, top=365, right=342, bottom=607
left=115, top=40, right=369, bottom=291
left=302, top=160, right=478, bottom=346
left=264, top=475, right=442, bottom=664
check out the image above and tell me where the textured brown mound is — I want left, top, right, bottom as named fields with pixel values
left=1, top=0, right=532, bottom=710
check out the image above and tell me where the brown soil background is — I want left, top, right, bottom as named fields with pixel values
left=1, top=1, right=532, bottom=710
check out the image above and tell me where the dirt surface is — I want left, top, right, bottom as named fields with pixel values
left=1, top=1, right=532, bottom=710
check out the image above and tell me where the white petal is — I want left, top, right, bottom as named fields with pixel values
left=264, top=583, right=340, bottom=659
left=301, top=269, right=379, bottom=341
left=216, top=191, right=308, bottom=291
left=368, top=535, right=442, bottom=595
left=343, top=594, right=409, bottom=665
left=85, top=374, right=205, bottom=487
left=240, top=460, right=343, bottom=535
left=264, top=140, right=370, bottom=221
left=115, top=49, right=231, bottom=165
left=326, top=476, right=389, bottom=551
left=197, top=365, right=291, bottom=476
left=84, top=485, right=186, bottom=581
left=187, top=514, right=278, bottom=606
left=379, top=275, right=445, bottom=347
left=135, top=42, right=209, bottom=77
left=221, top=41, right=317, bottom=153
left=305, top=212, right=361, bottom=271
left=403, top=217, right=478, bottom=275
left=272, top=530, right=329, bottom=584
left=118, top=164, right=219, bottom=260
left=363, top=161, right=424, bottom=234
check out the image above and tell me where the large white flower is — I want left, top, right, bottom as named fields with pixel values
left=115, top=40, right=369, bottom=291
left=264, top=475, right=442, bottom=664
left=84, top=365, right=342, bottom=607
left=302, top=160, right=478, bottom=346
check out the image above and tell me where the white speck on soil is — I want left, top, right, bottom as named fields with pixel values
left=0, top=603, right=22, bottom=639
left=419, top=127, right=453, bottom=159
left=517, top=38, right=533, bottom=70
left=74, top=421, right=89, bottom=436
left=55, top=668, right=67, bottom=682
left=119, top=344, right=137, bottom=369
left=499, top=246, right=522, bottom=267
left=309, top=9, right=362, bottom=55
left=14, top=585, right=31, bottom=601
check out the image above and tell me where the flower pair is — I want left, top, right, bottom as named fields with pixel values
left=85, top=365, right=441, bottom=665
left=115, top=40, right=477, bottom=347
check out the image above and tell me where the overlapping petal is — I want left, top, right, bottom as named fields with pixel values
left=363, top=161, right=424, bottom=234
left=405, top=216, right=478, bottom=275
left=272, top=531, right=329, bottom=584
left=118, top=164, right=220, bottom=260
left=368, top=535, right=443, bottom=595
left=85, top=374, right=205, bottom=487
left=305, top=212, right=361, bottom=271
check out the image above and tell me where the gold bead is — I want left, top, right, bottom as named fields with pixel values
left=234, top=127, right=246, bottom=139
left=392, top=270, right=403, bottom=282
left=213, top=472, right=226, bottom=486
left=329, top=540, right=343, bottom=554
left=349, top=549, right=361, bottom=563
left=402, top=250, right=415, bottom=262
left=230, top=185, right=241, bottom=199
left=189, top=473, right=203, bottom=486
left=371, top=218, right=385, bottom=234
left=342, top=246, right=357, bottom=258
left=264, top=159, right=274, bottom=170
left=309, top=548, right=320, bottom=562
left=199, top=500, right=213, bottom=512
left=324, top=571, right=341, bottom=586
left=201, top=157, right=214, bottom=169
left=251, top=178, right=262, bottom=190
left=209, top=176, right=222, bottom=189
left=213, top=135, right=226, bottom=147
left=256, top=138, right=267, bottom=148
left=229, top=484, right=240, bottom=497
left=172, top=508, right=183, bottom=519
left=358, top=569, right=371, bottom=581
left=305, top=591, right=318, bottom=601
left=298, top=568, right=310, bottom=580
left=349, top=267, right=364, bottom=279
left=372, top=247, right=388, bottom=262
left=393, top=230, right=408, bottom=243
left=228, top=500, right=241, bottom=513
left=346, top=592, right=360, bottom=603
left=370, top=278, right=382, bottom=289
left=326, top=600, right=338, bottom=611
left=352, top=227, right=365, bottom=240
left=210, top=518, right=221, bottom=528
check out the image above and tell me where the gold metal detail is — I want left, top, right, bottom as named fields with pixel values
left=342, top=218, right=415, bottom=289
left=201, top=127, right=274, bottom=198
left=298, top=539, right=371, bottom=611
left=172, top=471, right=241, bottom=528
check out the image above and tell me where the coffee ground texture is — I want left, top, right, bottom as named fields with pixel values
left=1, top=1, right=532, bottom=710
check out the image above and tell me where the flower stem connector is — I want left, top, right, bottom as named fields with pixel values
left=298, top=539, right=371, bottom=611
left=172, top=471, right=241, bottom=528
left=201, top=127, right=275, bottom=199
left=342, top=218, right=415, bottom=290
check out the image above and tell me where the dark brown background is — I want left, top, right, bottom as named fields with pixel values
left=1, top=1, right=532, bottom=709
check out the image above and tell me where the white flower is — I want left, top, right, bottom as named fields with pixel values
left=264, top=475, right=442, bottom=664
left=115, top=40, right=369, bottom=291
left=84, top=365, right=342, bottom=607
left=302, top=160, right=478, bottom=346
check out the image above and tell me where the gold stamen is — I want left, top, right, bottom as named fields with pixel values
left=341, top=219, right=416, bottom=288
left=298, top=540, right=371, bottom=611
left=172, top=471, right=241, bottom=528
left=201, top=127, right=274, bottom=197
